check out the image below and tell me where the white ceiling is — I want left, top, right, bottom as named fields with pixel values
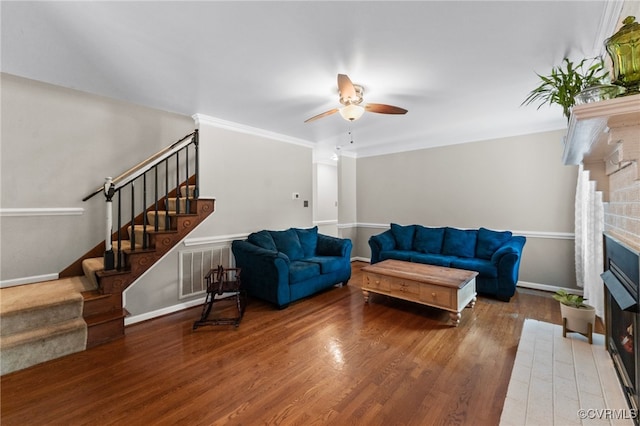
left=0, top=1, right=625, bottom=158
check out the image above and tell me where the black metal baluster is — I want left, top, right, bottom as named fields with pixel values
left=130, top=180, right=136, bottom=250
left=175, top=151, right=181, bottom=215
left=142, top=172, right=148, bottom=249
left=185, top=144, right=190, bottom=214
left=154, top=166, right=159, bottom=232
left=165, top=159, right=170, bottom=230
left=117, top=189, right=122, bottom=270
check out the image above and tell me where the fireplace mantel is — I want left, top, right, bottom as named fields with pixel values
left=563, top=93, right=640, bottom=201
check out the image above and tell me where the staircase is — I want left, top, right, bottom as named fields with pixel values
left=0, top=131, right=215, bottom=374
left=79, top=185, right=214, bottom=348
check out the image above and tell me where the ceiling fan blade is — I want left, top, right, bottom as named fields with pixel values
left=337, top=74, right=357, bottom=100
left=304, top=108, right=339, bottom=123
left=365, top=103, right=408, bottom=115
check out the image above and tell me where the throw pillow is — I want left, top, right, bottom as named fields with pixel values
left=442, top=227, right=477, bottom=258
left=476, top=227, right=513, bottom=260
left=270, top=229, right=305, bottom=261
left=294, top=226, right=318, bottom=258
left=247, top=230, right=277, bottom=251
left=413, top=226, right=445, bottom=254
left=390, top=223, right=416, bottom=251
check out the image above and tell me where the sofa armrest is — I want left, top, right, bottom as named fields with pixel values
left=491, top=236, right=526, bottom=290
left=231, top=240, right=291, bottom=306
left=317, top=234, right=352, bottom=258
left=368, top=229, right=395, bottom=264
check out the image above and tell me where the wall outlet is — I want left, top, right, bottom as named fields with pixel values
left=292, top=192, right=300, bottom=200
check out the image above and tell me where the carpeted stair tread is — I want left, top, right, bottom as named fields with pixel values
left=0, top=276, right=94, bottom=320
left=180, top=184, right=196, bottom=197
left=82, top=257, right=104, bottom=288
left=0, top=317, right=87, bottom=375
left=1, top=317, right=86, bottom=349
left=111, top=239, right=144, bottom=251
left=146, top=210, right=176, bottom=230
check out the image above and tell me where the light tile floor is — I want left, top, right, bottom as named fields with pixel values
left=500, top=319, right=635, bottom=426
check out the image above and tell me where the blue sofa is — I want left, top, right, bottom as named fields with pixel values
left=369, top=224, right=526, bottom=301
left=232, top=227, right=352, bottom=309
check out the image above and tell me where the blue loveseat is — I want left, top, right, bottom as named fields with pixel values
left=369, top=224, right=526, bottom=301
left=232, top=227, right=352, bottom=309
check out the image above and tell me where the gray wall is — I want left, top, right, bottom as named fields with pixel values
left=353, top=130, right=579, bottom=289
left=1, top=72, right=579, bottom=320
left=0, top=73, right=193, bottom=282
left=123, top=117, right=315, bottom=318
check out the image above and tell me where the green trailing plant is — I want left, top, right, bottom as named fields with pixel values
left=522, top=57, right=609, bottom=121
left=553, top=289, right=590, bottom=309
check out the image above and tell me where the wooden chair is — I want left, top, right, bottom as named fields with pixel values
left=193, top=265, right=245, bottom=329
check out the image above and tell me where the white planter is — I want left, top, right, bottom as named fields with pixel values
left=560, top=303, right=596, bottom=335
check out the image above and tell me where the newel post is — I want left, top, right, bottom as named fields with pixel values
left=103, top=177, right=116, bottom=270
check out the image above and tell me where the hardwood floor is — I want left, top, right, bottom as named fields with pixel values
left=1, top=262, right=600, bottom=425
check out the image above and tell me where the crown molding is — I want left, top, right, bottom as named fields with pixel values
left=592, top=1, right=624, bottom=56
left=192, top=113, right=315, bottom=149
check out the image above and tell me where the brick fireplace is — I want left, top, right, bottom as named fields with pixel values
left=564, top=93, right=639, bottom=420
left=605, top=160, right=640, bottom=249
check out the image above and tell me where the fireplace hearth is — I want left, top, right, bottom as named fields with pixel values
left=603, top=234, right=639, bottom=423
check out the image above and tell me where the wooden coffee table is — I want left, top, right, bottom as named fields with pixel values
left=361, top=259, right=478, bottom=326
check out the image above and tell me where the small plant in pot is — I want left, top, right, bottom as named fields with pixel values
left=522, top=57, right=610, bottom=122
left=553, top=289, right=596, bottom=343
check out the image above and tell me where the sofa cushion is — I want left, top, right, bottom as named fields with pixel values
left=270, top=229, right=305, bottom=261
left=391, top=223, right=416, bottom=250
left=476, top=227, right=513, bottom=260
left=247, top=230, right=277, bottom=251
left=294, top=226, right=318, bottom=258
left=305, top=256, right=344, bottom=274
left=413, top=226, right=445, bottom=254
left=450, top=258, right=498, bottom=278
left=410, top=253, right=456, bottom=267
left=442, top=227, right=477, bottom=258
left=289, top=260, right=321, bottom=283
left=380, top=250, right=417, bottom=262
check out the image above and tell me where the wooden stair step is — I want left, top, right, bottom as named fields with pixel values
left=85, top=309, right=128, bottom=348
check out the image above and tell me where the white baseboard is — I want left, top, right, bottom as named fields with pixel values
left=517, top=281, right=583, bottom=296
left=0, top=273, right=59, bottom=288
left=125, top=296, right=206, bottom=326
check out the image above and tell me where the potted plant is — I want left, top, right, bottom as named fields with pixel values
left=553, top=289, right=596, bottom=342
left=522, top=57, right=609, bottom=122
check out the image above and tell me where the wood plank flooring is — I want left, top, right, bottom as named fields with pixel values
left=0, top=262, right=602, bottom=425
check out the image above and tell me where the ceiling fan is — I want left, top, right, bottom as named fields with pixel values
left=304, top=74, right=408, bottom=123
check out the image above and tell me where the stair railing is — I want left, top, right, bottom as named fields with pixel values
left=83, top=130, right=199, bottom=271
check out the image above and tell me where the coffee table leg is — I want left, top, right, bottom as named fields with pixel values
left=363, top=290, right=370, bottom=303
left=449, top=311, right=461, bottom=327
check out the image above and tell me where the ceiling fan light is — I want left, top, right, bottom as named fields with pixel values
left=339, top=104, right=365, bottom=121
